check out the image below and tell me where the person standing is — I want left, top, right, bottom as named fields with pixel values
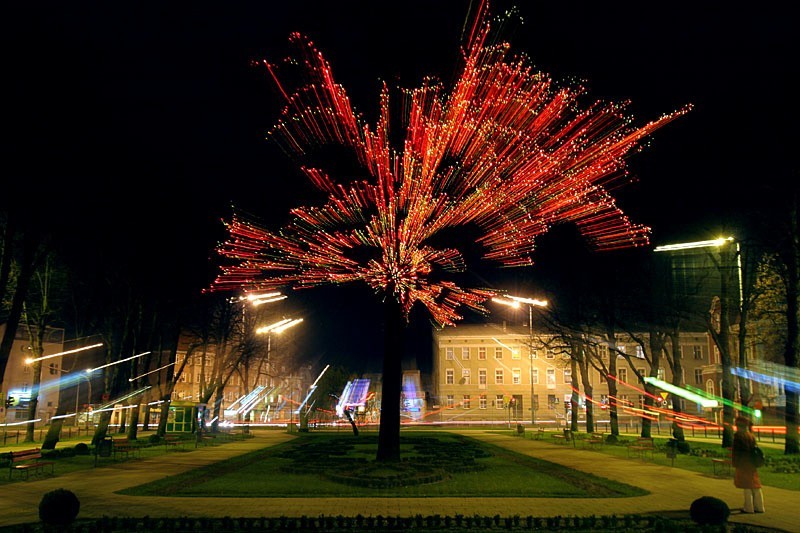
left=732, top=415, right=765, bottom=513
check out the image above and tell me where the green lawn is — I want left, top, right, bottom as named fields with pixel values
left=118, top=431, right=648, bottom=498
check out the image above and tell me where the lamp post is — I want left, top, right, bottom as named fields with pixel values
left=256, top=317, right=304, bottom=429
left=492, top=294, right=548, bottom=425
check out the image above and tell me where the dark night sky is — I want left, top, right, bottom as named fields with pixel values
left=5, top=1, right=797, bottom=374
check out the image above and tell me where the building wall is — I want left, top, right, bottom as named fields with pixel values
left=431, top=323, right=722, bottom=426
left=0, top=324, right=65, bottom=427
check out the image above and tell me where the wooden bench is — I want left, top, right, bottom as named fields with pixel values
left=164, top=434, right=184, bottom=450
left=712, top=447, right=732, bottom=476
left=8, top=448, right=55, bottom=480
left=584, top=432, right=605, bottom=449
left=111, top=437, right=139, bottom=459
left=627, top=437, right=655, bottom=460
left=551, top=429, right=574, bottom=446
left=533, top=427, right=546, bottom=440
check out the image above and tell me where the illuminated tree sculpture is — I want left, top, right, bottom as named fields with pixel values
left=209, top=3, right=689, bottom=462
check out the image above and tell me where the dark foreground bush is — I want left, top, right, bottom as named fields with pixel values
left=690, top=495, right=730, bottom=526
left=74, top=442, right=90, bottom=455
left=39, top=488, right=80, bottom=527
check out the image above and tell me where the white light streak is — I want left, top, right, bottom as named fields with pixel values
left=24, top=342, right=103, bottom=365
left=87, top=351, right=150, bottom=374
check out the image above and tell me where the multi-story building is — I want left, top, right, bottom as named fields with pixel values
left=431, top=322, right=761, bottom=427
left=0, top=324, right=65, bottom=427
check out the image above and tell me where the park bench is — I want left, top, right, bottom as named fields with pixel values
left=712, top=447, right=733, bottom=476
left=551, top=429, right=574, bottom=446
left=164, top=434, right=185, bottom=450
left=8, top=448, right=55, bottom=480
left=584, top=432, right=605, bottom=449
left=533, top=427, right=546, bottom=440
left=627, top=437, right=655, bottom=460
left=111, top=437, right=139, bottom=459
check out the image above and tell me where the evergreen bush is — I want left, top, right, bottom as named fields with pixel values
left=690, top=495, right=730, bottom=526
left=74, top=442, right=90, bottom=455
left=39, top=488, right=80, bottom=527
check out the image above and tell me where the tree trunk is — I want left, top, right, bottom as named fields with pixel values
left=126, top=400, right=140, bottom=440
left=92, top=410, right=112, bottom=446
left=668, top=331, right=686, bottom=443
left=784, top=196, right=799, bottom=454
left=25, top=359, right=43, bottom=442
left=376, top=298, right=404, bottom=463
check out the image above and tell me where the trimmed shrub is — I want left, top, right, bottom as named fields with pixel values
left=690, top=495, right=729, bottom=526
left=148, top=434, right=162, bottom=445
left=74, top=442, right=90, bottom=455
left=39, top=488, right=80, bottom=527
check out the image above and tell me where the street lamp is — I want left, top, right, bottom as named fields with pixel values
left=492, top=294, right=548, bottom=425
left=256, top=317, right=304, bottom=428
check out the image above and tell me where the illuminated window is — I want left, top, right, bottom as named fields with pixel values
left=446, top=369, right=454, bottom=385
left=657, top=368, right=665, bottom=381
left=545, top=348, right=554, bottom=359
left=635, top=346, right=645, bottom=359
left=547, top=394, right=556, bottom=408
left=512, top=368, right=521, bottom=384
left=532, top=368, right=539, bottom=385
left=462, top=368, right=471, bottom=385
left=694, top=368, right=702, bottom=385
left=495, top=347, right=503, bottom=359
left=478, top=347, right=487, bottom=360
left=564, top=369, right=571, bottom=384
left=462, top=347, right=470, bottom=360
left=618, top=368, right=627, bottom=383
left=512, top=348, right=521, bottom=360
left=598, top=345, right=608, bottom=359
left=496, top=394, right=504, bottom=409
left=620, top=394, right=629, bottom=406
left=463, top=395, right=471, bottom=409
left=693, top=346, right=703, bottom=360
left=546, top=368, right=555, bottom=385
left=530, top=347, right=538, bottom=359
left=478, top=368, right=487, bottom=385
left=446, top=394, right=454, bottom=408
left=495, top=369, right=504, bottom=384
left=446, top=347, right=454, bottom=360
left=479, top=394, right=487, bottom=409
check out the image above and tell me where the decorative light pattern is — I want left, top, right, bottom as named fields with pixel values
left=210, top=1, right=689, bottom=326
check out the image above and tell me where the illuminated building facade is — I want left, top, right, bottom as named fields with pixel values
left=431, top=323, right=765, bottom=426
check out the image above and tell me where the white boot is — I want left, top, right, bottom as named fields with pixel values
left=743, top=489, right=754, bottom=513
left=753, top=488, right=765, bottom=513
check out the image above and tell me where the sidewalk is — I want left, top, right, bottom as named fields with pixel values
left=0, top=430, right=796, bottom=532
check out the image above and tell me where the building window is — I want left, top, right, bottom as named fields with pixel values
left=462, top=368, right=471, bottom=385
left=546, top=368, right=555, bottom=386
left=495, top=369, right=504, bottom=384
left=446, top=394, right=454, bottom=408
left=462, top=347, right=470, bottom=360
left=547, top=394, right=556, bottom=409
left=463, top=395, right=471, bottom=409
left=694, top=368, right=702, bottom=385
left=512, top=368, right=521, bottom=384
left=479, top=394, right=487, bottom=409
left=446, top=347, right=454, bottom=360
left=446, top=369, right=454, bottom=385
left=693, top=346, right=703, bottom=360
left=619, top=394, right=630, bottom=407
left=638, top=395, right=645, bottom=409
left=495, top=347, right=503, bottom=359
left=635, top=345, right=645, bottom=359
left=598, top=371, right=606, bottom=384
left=598, top=345, right=608, bottom=359
left=496, top=394, right=504, bottom=409
left=530, top=347, right=538, bottom=359
left=637, top=368, right=646, bottom=383
left=657, top=368, right=665, bottom=381
left=479, top=368, right=487, bottom=385
left=49, top=363, right=59, bottom=375
left=532, top=368, right=539, bottom=385
left=618, top=368, right=627, bottom=383
left=564, top=369, right=572, bottom=384
left=512, top=348, right=521, bottom=360
left=478, top=347, right=487, bottom=360
left=545, top=348, right=555, bottom=359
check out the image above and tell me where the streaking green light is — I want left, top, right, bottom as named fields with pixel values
left=643, top=377, right=719, bottom=408
left=754, top=409, right=762, bottom=419
left=683, top=383, right=758, bottom=416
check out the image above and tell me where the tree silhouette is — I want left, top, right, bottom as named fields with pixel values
left=209, top=2, right=688, bottom=462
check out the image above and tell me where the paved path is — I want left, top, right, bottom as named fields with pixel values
left=0, top=430, right=796, bottom=532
